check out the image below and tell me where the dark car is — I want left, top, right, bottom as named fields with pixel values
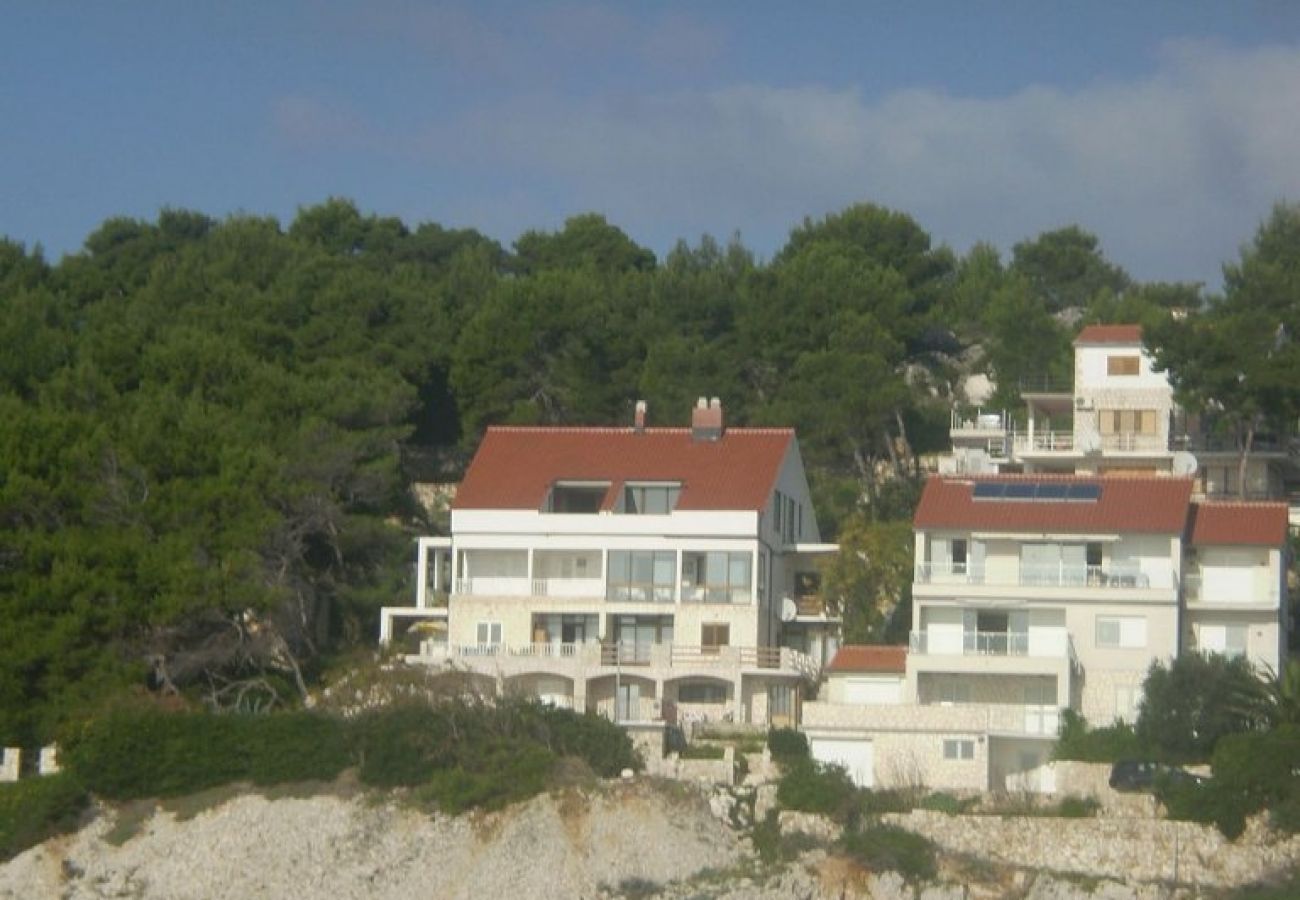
left=1108, top=759, right=1207, bottom=792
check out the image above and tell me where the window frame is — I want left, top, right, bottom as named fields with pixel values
left=942, top=738, right=975, bottom=760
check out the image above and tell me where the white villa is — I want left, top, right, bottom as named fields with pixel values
left=947, top=323, right=1300, bottom=514
left=380, top=399, right=839, bottom=729
left=803, top=322, right=1293, bottom=793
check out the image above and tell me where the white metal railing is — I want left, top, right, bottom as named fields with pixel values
left=679, top=583, right=751, bottom=604
left=1100, top=434, right=1167, bottom=453
left=454, top=576, right=531, bottom=597
left=950, top=409, right=1008, bottom=433
left=530, top=577, right=604, bottom=598
left=915, top=561, right=1154, bottom=589
left=909, top=629, right=1069, bottom=659
left=605, top=583, right=676, bottom=604
left=1013, top=431, right=1075, bottom=453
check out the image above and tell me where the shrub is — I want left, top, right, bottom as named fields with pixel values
left=752, top=809, right=825, bottom=864
left=1157, top=777, right=1251, bottom=839
left=63, top=708, right=248, bottom=798
left=777, top=759, right=859, bottom=824
left=1138, top=654, right=1262, bottom=762
left=1053, top=709, right=1148, bottom=762
left=415, top=739, right=555, bottom=814
left=524, top=704, right=640, bottom=776
left=1056, top=795, right=1100, bottom=818
left=839, top=824, right=936, bottom=881
left=352, top=703, right=459, bottom=788
left=244, top=713, right=350, bottom=785
left=917, top=792, right=970, bottom=815
left=679, top=744, right=725, bottom=760
left=63, top=706, right=353, bottom=799
left=0, top=773, right=89, bottom=861
left=767, top=728, right=809, bottom=766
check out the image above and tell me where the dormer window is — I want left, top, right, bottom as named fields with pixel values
left=545, top=482, right=608, bottom=513
left=622, top=482, right=681, bottom=515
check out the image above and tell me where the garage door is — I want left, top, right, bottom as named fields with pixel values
left=809, top=736, right=873, bottom=787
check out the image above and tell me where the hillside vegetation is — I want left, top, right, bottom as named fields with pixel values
left=2, top=199, right=1299, bottom=744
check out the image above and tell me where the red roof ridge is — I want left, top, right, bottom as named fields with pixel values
left=827, top=644, right=908, bottom=674
left=1075, top=323, right=1143, bottom=344
left=483, top=425, right=795, bottom=435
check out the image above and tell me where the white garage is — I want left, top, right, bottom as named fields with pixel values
left=808, top=734, right=874, bottom=787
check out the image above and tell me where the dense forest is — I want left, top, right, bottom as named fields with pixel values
left=3, top=198, right=1298, bottom=745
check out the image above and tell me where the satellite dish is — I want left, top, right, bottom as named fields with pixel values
left=780, top=597, right=798, bottom=622
left=1172, top=451, right=1198, bottom=476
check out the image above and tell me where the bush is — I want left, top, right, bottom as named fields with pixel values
left=0, top=773, right=89, bottom=861
left=63, top=706, right=352, bottom=799
left=415, top=739, right=556, bottom=814
left=1056, top=795, right=1100, bottom=818
left=767, top=728, right=809, bottom=766
left=522, top=704, right=640, bottom=776
left=917, top=792, right=971, bottom=815
left=839, top=824, right=936, bottom=881
left=1053, top=709, right=1148, bottom=762
left=1138, top=654, right=1262, bottom=762
left=777, top=759, right=859, bottom=824
left=679, top=744, right=725, bottom=760
left=1157, top=776, right=1251, bottom=839
left=352, top=703, right=460, bottom=788
left=244, top=713, right=350, bottom=785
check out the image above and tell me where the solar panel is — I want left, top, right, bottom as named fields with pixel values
left=968, top=480, right=1102, bottom=502
left=1066, top=483, right=1103, bottom=501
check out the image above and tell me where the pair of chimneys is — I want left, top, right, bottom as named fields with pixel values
left=633, top=397, right=724, bottom=441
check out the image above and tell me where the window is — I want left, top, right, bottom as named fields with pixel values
left=757, top=551, right=768, bottom=602
left=546, top=482, right=608, bottom=513
left=774, top=491, right=798, bottom=542
left=678, top=682, right=727, bottom=704
left=1099, top=409, right=1158, bottom=435
left=607, top=551, right=676, bottom=603
left=943, top=739, right=975, bottom=760
left=622, top=483, right=681, bottom=515
left=1107, top=355, right=1141, bottom=376
left=701, top=623, right=730, bottom=653
left=681, top=551, right=752, bottom=603
left=1096, top=615, right=1147, bottom=649
left=475, top=622, right=502, bottom=647
left=1198, top=623, right=1248, bottom=658
left=952, top=538, right=968, bottom=573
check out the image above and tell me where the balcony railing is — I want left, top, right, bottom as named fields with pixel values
left=1013, top=431, right=1075, bottom=453
left=915, top=561, right=1154, bottom=589
left=606, top=584, right=675, bottom=604
left=530, top=577, right=605, bottom=598
left=418, top=640, right=820, bottom=681
left=1183, top=571, right=1278, bottom=605
left=1099, top=433, right=1167, bottom=453
left=679, top=584, right=751, bottom=604
left=909, top=629, right=1070, bottom=659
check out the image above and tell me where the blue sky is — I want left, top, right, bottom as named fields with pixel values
left=3, top=2, right=1300, bottom=287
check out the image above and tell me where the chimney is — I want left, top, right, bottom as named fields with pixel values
left=691, top=396, right=724, bottom=441
left=634, top=400, right=647, bottom=433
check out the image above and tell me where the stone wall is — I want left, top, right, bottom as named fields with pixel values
left=882, top=809, right=1300, bottom=888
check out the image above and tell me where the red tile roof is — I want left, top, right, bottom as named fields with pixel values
left=914, top=475, right=1194, bottom=534
left=453, top=426, right=794, bottom=511
left=827, top=645, right=907, bottom=674
left=1189, top=502, right=1290, bottom=547
left=1075, top=324, right=1143, bottom=344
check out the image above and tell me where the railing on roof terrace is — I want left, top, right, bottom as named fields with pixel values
left=1018, top=375, right=1072, bottom=394
left=915, top=561, right=1155, bottom=589
left=1099, top=434, right=1168, bottom=453
left=1012, top=431, right=1075, bottom=453
left=908, top=629, right=1069, bottom=659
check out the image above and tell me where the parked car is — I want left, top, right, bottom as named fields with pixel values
left=1108, top=759, right=1207, bottom=792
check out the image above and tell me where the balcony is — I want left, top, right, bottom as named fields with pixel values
left=1012, top=431, right=1075, bottom=454
left=530, top=577, right=604, bottom=598
left=1098, top=433, right=1168, bottom=453
left=909, top=629, right=1070, bottom=659
left=415, top=640, right=819, bottom=681
left=455, top=576, right=531, bottom=596
left=915, top=561, right=1154, bottom=589
left=1183, top=571, right=1278, bottom=607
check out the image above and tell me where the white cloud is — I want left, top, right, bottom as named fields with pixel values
left=277, top=36, right=1300, bottom=285
left=427, top=39, right=1300, bottom=283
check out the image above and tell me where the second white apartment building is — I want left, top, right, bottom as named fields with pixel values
left=803, top=473, right=1289, bottom=793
